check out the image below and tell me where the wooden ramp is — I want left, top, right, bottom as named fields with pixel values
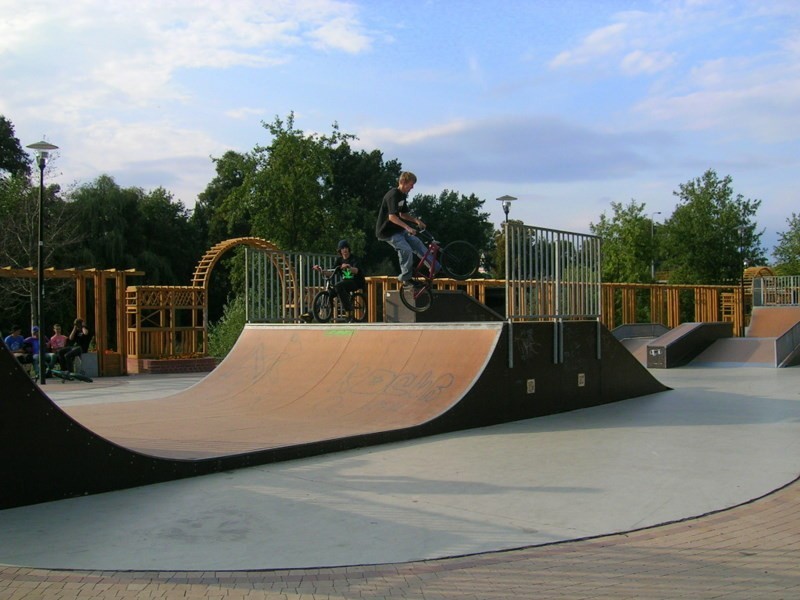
left=63, top=325, right=500, bottom=458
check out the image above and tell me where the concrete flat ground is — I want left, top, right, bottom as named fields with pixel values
left=1, top=365, right=800, bottom=598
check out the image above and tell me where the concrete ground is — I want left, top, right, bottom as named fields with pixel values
left=1, top=364, right=799, bottom=598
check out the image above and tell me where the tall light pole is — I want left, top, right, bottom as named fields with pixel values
left=26, top=140, right=59, bottom=385
left=650, top=211, right=661, bottom=281
left=738, top=225, right=747, bottom=338
left=496, top=195, right=517, bottom=223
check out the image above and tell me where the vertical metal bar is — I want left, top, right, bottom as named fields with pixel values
left=504, top=221, right=509, bottom=320
left=507, top=318, right=514, bottom=369
left=245, top=247, right=250, bottom=323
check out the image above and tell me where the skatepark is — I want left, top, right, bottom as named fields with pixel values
left=2, top=226, right=799, bottom=598
left=1, top=356, right=799, bottom=598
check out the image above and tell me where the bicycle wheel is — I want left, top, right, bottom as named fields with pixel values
left=441, top=240, right=480, bottom=280
left=312, top=290, right=334, bottom=322
left=351, top=291, right=368, bottom=322
left=399, top=281, right=433, bottom=312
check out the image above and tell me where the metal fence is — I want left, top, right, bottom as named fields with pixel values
left=753, top=276, right=800, bottom=307
left=245, top=248, right=337, bottom=322
left=504, top=222, right=602, bottom=365
left=504, top=222, right=602, bottom=321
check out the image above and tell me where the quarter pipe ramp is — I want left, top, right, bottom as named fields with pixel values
left=1, top=321, right=666, bottom=509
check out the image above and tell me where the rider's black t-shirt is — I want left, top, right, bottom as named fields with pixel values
left=375, top=188, right=408, bottom=240
left=335, top=255, right=366, bottom=285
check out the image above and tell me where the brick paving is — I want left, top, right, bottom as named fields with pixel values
left=2, top=476, right=798, bottom=599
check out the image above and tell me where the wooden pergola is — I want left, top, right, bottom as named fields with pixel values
left=0, top=266, right=144, bottom=375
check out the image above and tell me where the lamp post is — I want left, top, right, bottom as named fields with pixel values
left=738, top=225, right=747, bottom=338
left=496, top=195, right=517, bottom=223
left=25, top=140, right=59, bottom=385
left=650, top=211, right=661, bottom=281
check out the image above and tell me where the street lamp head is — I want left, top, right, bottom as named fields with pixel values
left=26, top=140, right=59, bottom=159
left=496, top=195, right=517, bottom=219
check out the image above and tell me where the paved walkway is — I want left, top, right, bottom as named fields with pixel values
left=2, top=366, right=800, bottom=598
left=2, top=477, right=799, bottom=599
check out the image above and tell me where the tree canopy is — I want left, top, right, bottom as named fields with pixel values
left=590, top=200, right=655, bottom=283
left=660, top=169, right=765, bottom=284
left=773, top=213, right=800, bottom=275
left=0, top=115, right=31, bottom=179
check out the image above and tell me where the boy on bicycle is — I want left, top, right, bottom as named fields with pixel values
left=332, top=240, right=365, bottom=321
left=375, top=171, right=434, bottom=289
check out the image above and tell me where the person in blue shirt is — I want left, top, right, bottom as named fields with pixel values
left=3, top=325, right=25, bottom=353
left=23, top=326, right=49, bottom=377
left=4, top=324, right=33, bottom=371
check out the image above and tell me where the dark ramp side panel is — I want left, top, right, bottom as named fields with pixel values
left=0, top=322, right=666, bottom=509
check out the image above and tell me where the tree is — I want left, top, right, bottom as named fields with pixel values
left=326, top=141, right=402, bottom=273
left=590, top=200, right=655, bottom=283
left=659, top=170, right=765, bottom=285
left=0, top=115, right=31, bottom=179
left=230, top=113, right=351, bottom=251
left=193, top=150, right=255, bottom=244
left=773, top=213, right=800, bottom=275
left=0, top=170, right=76, bottom=331
left=407, top=190, right=495, bottom=274
left=490, top=218, right=524, bottom=279
left=66, top=175, right=202, bottom=284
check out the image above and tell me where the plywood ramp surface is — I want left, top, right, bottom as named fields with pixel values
left=63, top=324, right=502, bottom=459
left=692, top=338, right=776, bottom=365
left=747, top=306, right=800, bottom=338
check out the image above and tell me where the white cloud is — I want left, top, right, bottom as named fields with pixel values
left=355, top=116, right=671, bottom=186
left=1, top=0, right=370, bottom=109
left=620, top=50, right=675, bottom=75
left=550, top=22, right=628, bottom=68
left=226, top=107, right=266, bottom=120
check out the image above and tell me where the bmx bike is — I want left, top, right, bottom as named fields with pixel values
left=48, top=368, right=93, bottom=383
left=399, top=229, right=480, bottom=313
left=311, top=265, right=368, bottom=323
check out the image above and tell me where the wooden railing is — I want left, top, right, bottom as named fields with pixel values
left=125, top=278, right=753, bottom=363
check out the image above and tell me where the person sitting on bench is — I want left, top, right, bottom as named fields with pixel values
left=56, top=318, right=91, bottom=373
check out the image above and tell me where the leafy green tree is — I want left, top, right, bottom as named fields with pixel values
left=228, top=113, right=350, bottom=251
left=66, top=175, right=202, bottom=284
left=590, top=200, right=655, bottom=283
left=192, top=150, right=255, bottom=244
left=66, top=175, right=141, bottom=269
left=773, top=213, right=800, bottom=275
left=660, top=169, right=765, bottom=284
left=137, top=187, right=204, bottom=284
left=405, top=190, right=495, bottom=278
left=326, top=141, right=402, bottom=273
left=490, top=218, right=524, bottom=279
left=409, top=190, right=494, bottom=251
left=0, top=115, right=31, bottom=178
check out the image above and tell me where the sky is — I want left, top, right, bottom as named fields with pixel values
left=2, top=0, right=799, bottom=258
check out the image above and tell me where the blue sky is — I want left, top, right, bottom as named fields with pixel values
left=2, top=0, right=798, bottom=257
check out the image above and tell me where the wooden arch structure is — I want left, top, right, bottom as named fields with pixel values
left=126, top=237, right=294, bottom=373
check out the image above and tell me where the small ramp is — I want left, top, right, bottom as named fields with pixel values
left=646, top=322, right=733, bottom=368
left=613, top=323, right=669, bottom=365
left=691, top=306, right=800, bottom=367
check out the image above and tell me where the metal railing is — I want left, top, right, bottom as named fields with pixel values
left=504, top=223, right=602, bottom=365
left=504, top=223, right=602, bottom=321
left=753, top=276, right=800, bottom=307
left=245, top=248, right=337, bottom=322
